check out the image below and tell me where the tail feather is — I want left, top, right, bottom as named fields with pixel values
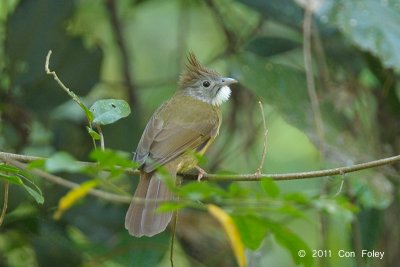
left=124, top=173, right=151, bottom=234
left=125, top=172, right=175, bottom=237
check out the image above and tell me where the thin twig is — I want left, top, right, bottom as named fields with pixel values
left=303, top=6, right=325, bottom=151
left=45, top=51, right=90, bottom=115
left=96, top=124, right=105, bottom=150
left=255, top=101, right=268, bottom=175
left=333, top=174, right=345, bottom=197
left=170, top=211, right=178, bottom=267
left=0, top=181, right=9, bottom=227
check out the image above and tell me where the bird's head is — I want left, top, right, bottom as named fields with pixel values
left=179, top=53, right=237, bottom=106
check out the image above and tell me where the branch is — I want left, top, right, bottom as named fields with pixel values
left=195, top=155, right=400, bottom=181
left=0, top=155, right=131, bottom=204
left=254, top=101, right=268, bottom=175
left=303, top=5, right=325, bottom=151
left=45, top=51, right=90, bottom=116
left=204, top=0, right=236, bottom=52
left=1, top=151, right=399, bottom=182
left=0, top=151, right=138, bottom=175
left=106, top=0, right=138, bottom=108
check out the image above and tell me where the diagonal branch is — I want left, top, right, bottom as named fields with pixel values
left=303, top=5, right=325, bottom=151
left=106, top=0, right=138, bottom=108
left=0, top=155, right=131, bottom=204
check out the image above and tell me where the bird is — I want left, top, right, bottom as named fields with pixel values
left=125, top=52, right=237, bottom=237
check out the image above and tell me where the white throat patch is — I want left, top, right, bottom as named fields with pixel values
left=211, top=85, right=231, bottom=106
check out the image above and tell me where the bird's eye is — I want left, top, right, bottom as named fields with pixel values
left=202, top=81, right=211, bottom=87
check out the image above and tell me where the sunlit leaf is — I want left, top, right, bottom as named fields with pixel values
left=90, top=99, right=131, bottom=125
left=89, top=149, right=137, bottom=169
left=237, top=0, right=303, bottom=28
left=22, top=183, right=44, bottom=204
left=45, top=152, right=84, bottom=173
left=0, top=172, right=23, bottom=185
left=313, top=198, right=356, bottom=222
left=260, top=178, right=280, bottom=198
left=228, top=183, right=250, bottom=198
left=157, top=202, right=187, bottom=212
left=208, top=204, right=246, bottom=267
left=86, top=126, right=100, bottom=140
left=178, top=182, right=228, bottom=201
left=0, top=163, right=22, bottom=174
left=269, top=222, right=313, bottom=267
left=11, top=173, right=44, bottom=204
left=233, top=214, right=269, bottom=250
left=27, top=159, right=46, bottom=169
left=318, top=0, right=400, bottom=72
left=53, top=180, right=99, bottom=220
left=284, top=192, right=312, bottom=205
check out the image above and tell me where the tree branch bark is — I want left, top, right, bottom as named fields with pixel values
left=1, top=151, right=399, bottom=182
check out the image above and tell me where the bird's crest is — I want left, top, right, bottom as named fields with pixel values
left=179, top=52, right=219, bottom=88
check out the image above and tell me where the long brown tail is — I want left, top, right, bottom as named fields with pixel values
left=125, top=172, right=175, bottom=237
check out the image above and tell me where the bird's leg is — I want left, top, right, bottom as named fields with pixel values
left=195, top=166, right=207, bottom=182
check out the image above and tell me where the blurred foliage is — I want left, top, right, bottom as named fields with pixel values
left=1, top=0, right=400, bottom=266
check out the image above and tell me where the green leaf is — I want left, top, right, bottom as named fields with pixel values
left=228, top=183, right=249, bottom=198
left=269, top=222, right=313, bottom=267
left=233, top=214, right=269, bottom=250
left=313, top=198, right=356, bottom=222
left=45, top=152, right=84, bottom=173
left=27, top=159, right=46, bottom=169
left=86, top=126, right=100, bottom=140
left=284, top=192, right=312, bottom=205
left=247, top=37, right=301, bottom=57
left=157, top=202, right=187, bottom=212
left=233, top=54, right=309, bottom=129
left=90, top=99, right=131, bottom=125
left=237, top=0, right=303, bottom=28
left=177, top=182, right=228, bottom=201
left=0, top=172, right=23, bottom=185
left=349, top=173, right=392, bottom=209
left=0, top=164, right=44, bottom=204
left=22, top=184, right=44, bottom=204
left=0, top=163, right=22, bottom=174
left=89, top=149, right=137, bottom=169
left=260, top=178, right=280, bottom=198
left=18, top=174, right=44, bottom=204
left=318, top=0, right=400, bottom=72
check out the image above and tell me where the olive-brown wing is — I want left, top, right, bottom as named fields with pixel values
left=143, top=119, right=218, bottom=172
left=134, top=107, right=219, bottom=172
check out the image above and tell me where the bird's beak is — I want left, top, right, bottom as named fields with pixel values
left=221, top=78, right=237, bottom=86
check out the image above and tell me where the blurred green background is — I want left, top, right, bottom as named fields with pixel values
left=1, top=0, right=400, bottom=266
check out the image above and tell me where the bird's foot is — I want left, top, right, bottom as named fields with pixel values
left=195, top=166, right=207, bottom=182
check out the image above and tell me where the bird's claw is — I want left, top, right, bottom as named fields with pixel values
left=195, top=166, right=207, bottom=182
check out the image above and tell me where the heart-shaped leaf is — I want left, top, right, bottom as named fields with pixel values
left=90, top=99, right=131, bottom=125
